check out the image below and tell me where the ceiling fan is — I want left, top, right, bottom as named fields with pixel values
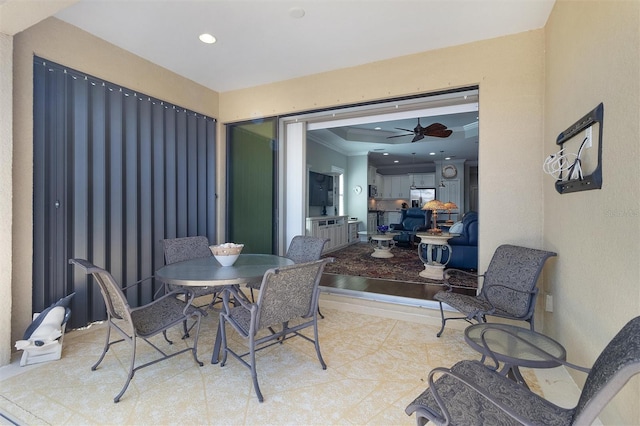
left=387, top=118, right=453, bottom=142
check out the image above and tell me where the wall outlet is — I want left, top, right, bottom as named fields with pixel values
left=584, top=126, right=593, bottom=148
left=545, top=294, right=554, bottom=312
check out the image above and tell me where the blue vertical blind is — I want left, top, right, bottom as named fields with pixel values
left=33, top=57, right=217, bottom=327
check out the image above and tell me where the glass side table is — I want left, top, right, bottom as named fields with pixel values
left=464, top=323, right=567, bottom=388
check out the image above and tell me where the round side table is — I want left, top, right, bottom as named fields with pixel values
left=464, top=323, right=567, bottom=388
left=415, top=233, right=452, bottom=279
left=370, top=234, right=395, bottom=258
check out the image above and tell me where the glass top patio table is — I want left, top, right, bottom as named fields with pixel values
left=155, top=253, right=294, bottom=287
left=155, top=253, right=295, bottom=365
left=464, top=323, right=567, bottom=388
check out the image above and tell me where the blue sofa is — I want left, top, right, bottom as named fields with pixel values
left=421, top=211, right=478, bottom=270
left=390, top=208, right=430, bottom=246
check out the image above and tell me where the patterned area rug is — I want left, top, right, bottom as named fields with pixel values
left=322, top=242, right=477, bottom=288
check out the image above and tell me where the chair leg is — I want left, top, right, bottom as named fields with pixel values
left=92, top=322, right=113, bottom=371
left=436, top=301, right=448, bottom=337
left=190, top=313, right=204, bottom=367
left=114, top=334, right=137, bottom=403
left=313, top=316, right=327, bottom=370
left=317, top=306, right=325, bottom=319
left=182, top=320, right=190, bottom=339
left=249, top=334, right=264, bottom=403
left=219, top=315, right=229, bottom=367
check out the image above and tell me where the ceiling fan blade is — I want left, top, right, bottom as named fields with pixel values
left=394, top=127, right=414, bottom=133
left=387, top=133, right=414, bottom=139
left=424, top=123, right=447, bottom=132
left=426, top=129, right=453, bottom=138
left=411, top=134, right=424, bottom=143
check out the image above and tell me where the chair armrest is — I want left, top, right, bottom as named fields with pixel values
left=130, top=288, right=197, bottom=316
left=221, top=285, right=255, bottom=316
left=443, top=269, right=484, bottom=290
left=444, top=268, right=479, bottom=279
left=483, top=284, right=536, bottom=297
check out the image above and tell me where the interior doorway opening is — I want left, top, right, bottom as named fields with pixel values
left=281, top=87, right=479, bottom=299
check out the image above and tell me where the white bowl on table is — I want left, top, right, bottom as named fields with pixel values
left=210, top=243, right=244, bottom=267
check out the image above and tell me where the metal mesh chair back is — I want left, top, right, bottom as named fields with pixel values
left=69, top=258, right=130, bottom=321
left=255, top=260, right=324, bottom=330
left=161, top=236, right=211, bottom=264
left=285, top=235, right=329, bottom=264
left=481, top=244, right=557, bottom=318
left=573, top=316, right=640, bottom=423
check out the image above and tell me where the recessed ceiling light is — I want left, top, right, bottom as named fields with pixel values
left=289, top=7, right=305, bottom=18
left=394, top=160, right=399, bottom=163
left=429, top=152, right=436, bottom=156
left=374, top=127, right=381, bottom=130
left=199, top=33, right=216, bottom=44
left=383, top=152, right=389, bottom=156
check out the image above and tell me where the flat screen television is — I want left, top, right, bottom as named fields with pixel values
left=308, top=171, right=334, bottom=206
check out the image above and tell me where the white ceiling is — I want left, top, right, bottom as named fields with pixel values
left=55, top=0, right=555, bottom=93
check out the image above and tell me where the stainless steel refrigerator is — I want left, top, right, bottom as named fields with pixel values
left=410, top=188, right=436, bottom=208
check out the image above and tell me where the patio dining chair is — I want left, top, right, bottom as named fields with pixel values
left=219, top=258, right=333, bottom=402
left=69, top=258, right=203, bottom=403
left=434, top=244, right=557, bottom=337
left=405, top=316, right=640, bottom=426
left=161, top=236, right=220, bottom=335
left=246, top=235, right=329, bottom=307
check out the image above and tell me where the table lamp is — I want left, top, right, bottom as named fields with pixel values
left=443, top=201, right=458, bottom=225
left=422, top=199, right=446, bottom=233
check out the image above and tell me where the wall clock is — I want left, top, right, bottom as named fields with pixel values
left=442, top=165, right=457, bottom=178
left=353, top=185, right=362, bottom=194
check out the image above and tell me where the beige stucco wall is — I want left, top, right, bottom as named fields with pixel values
left=0, top=32, right=13, bottom=366
left=10, top=17, right=220, bottom=353
left=543, top=1, right=640, bottom=424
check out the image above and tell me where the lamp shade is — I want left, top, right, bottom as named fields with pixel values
left=422, top=199, right=445, bottom=211
left=443, top=201, right=458, bottom=211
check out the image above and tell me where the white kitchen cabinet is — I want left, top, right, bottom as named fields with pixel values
left=382, top=175, right=410, bottom=198
left=379, top=176, right=390, bottom=198
left=386, top=211, right=403, bottom=226
left=397, top=175, right=410, bottom=198
left=368, top=167, right=379, bottom=185
left=409, top=173, right=435, bottom=187
left=348, top=221, right=360, bottom=244
left=306, top=216, right=349, bottom=252
left=367, top=212, right=377, bottom=233
left=437, top=179, right=461, bottom=221
left=374, top=173, right=384, bottom=198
